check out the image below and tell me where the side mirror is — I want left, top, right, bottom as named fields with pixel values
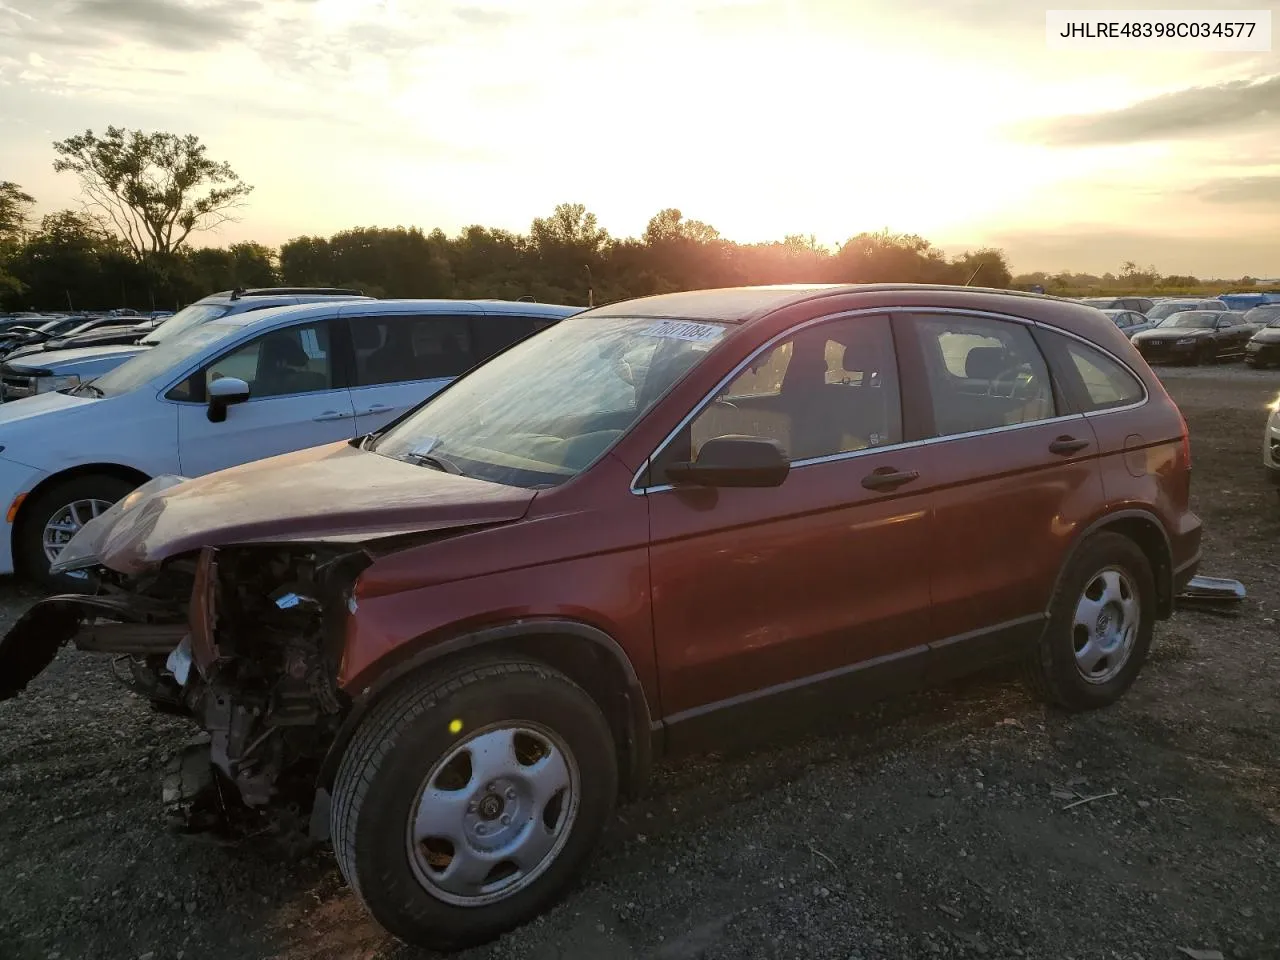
left=665, top=435, right=790, bottom=488
left=207, top=376, right=250, bottom=423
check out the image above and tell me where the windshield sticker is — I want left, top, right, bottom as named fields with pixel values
left=639, top=320, right=725, bottom=343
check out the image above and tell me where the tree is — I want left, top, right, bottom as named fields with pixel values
left=953, top=249, right=1012, bottom=288
left=52, top=126, right=253, bottom=259
left=528, top=203, right=610, bottom=302
left=0, top=181, right=35, bottom=303
left=0, top=181, right=35, bottom=241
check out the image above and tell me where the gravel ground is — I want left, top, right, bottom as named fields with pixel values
left=1, top=365, right=1278, bottom=960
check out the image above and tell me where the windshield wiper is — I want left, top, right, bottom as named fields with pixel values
left=405, top=451, right=462, bottom=474
left=71, top=381, right=103, bottom=397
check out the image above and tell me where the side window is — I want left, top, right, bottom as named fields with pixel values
left=725, top=341, right=792, bottom=398
left=1061, top=338, right=1144, bottom=411
left=350, top=315, right=474, bottom=386
left=204, top=322, right=334, bottom=400
left=911, top=314, right=1055, bottom=437
left=471, top=315, right=555, bottom=362
left=653, top=315, right=901, bottom=480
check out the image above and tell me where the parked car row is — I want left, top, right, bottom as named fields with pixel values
left=0, top=283, right=1203, bottom=952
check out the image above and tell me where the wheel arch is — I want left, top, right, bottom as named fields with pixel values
left=1052, top=510, right=1174, bottom=619
left=318, top=619, right=657, bottom=804
left=11, top=462, right=151, bottom=572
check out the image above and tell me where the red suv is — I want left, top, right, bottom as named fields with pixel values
left=0, top=285, right=1201, bottom=950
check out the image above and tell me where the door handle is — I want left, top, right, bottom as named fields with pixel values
left=861, top=467, right=920, bottom=491
left=359, top=404, right=393, bottom=415
left=313, top=410, right=353, bottom=422
left=1049, top=435, right=1090, bottom=455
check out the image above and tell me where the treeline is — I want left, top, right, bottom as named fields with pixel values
left=1, top=199, right=1018, bottom=312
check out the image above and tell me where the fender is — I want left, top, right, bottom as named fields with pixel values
left=311, top=618, right=658, bottom=833
left=1046, top=508, right=1175, bottom=618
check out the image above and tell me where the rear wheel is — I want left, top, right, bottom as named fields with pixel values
left=331, top=658, right=617, bottom=951
left=16, top=473, right=138, bottom=591
left=1025, top=532, right=1155, bottom=710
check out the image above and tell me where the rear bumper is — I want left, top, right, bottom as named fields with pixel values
left=1173, top=550, right=1202, bottom=596
left=1168, top=510, right=1203, bottom=610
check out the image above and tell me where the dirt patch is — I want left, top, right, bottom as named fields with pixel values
left=2, top=367, right=1279, bottom=960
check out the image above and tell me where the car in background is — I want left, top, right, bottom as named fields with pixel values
left=0, top=287, right=371, bottom=402
left=0, top=298, right=581, bottom=587
left=1080, top=296, right=1155, bottom=313
left=1144, top=299, right=1229, bottom=324
left=1131, top=310, right=1253, bottom=364
left=1244, top=306, right=1280, bottom=366
left=4, top=315, right=169, bottom=363
left=1101, top=309, right=1156, bottom=338
left=0, top=315, right=126, bottom=358
left=0, top=284, right=1201, bottom=950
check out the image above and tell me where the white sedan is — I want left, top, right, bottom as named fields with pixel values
left=0, top=298, right=582, bottom=587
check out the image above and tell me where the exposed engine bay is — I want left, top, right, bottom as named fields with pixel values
left=0, top=541, right=371, bottom=834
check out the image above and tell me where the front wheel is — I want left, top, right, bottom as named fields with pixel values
left=16, top=473, right=138, bottom=591
left=1024, top=532, right=1155, bottom=711
left=331, top=658, right=618, bottom=951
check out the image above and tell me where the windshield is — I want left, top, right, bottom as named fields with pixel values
left=372, top=315, right=729, bottom=488
left=88, top=322, right=241, bottom=398
left=1245, top=306, right=1280, bottom=326
left=1146, top=301, right=1200, bottom=321
left=141, top=303, right=231, bottom=345
left=1159, top=312, right=1218, bottom=329
left=1080, top=298, right=1117, bottom=308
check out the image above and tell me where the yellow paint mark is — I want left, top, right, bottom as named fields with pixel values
left=448, top=719, right=463, bottom=735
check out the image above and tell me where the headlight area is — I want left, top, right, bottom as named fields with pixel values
left=34, top=374, right=81, bottom=394
left=1, top=541, right=371, bottom=832
left=160, top=544, right=373, bottom=823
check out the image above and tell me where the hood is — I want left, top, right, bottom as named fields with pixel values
left=4, top=343, right=146, bottom=374
left=1133, top=328, right=1211, bottom=341
left=0, top=389, right=97, bottom=427
left=1252, top=327, right=1280, bottom=343
left=56, top=440, right=538, bottom=575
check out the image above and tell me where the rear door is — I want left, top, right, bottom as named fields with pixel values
left=347, top=311, right=480, bottom=435
left=174, top=318, right=356, bottom=476
left=897, top=311, right=1105, bottom=677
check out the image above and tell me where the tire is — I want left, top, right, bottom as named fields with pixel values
left=16, top=473, right=139, bottom=592
left=331, top=657, right=618, bottom=951
left=1024, top=531, right=1155, bottom=711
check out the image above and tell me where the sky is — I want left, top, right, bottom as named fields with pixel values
left=0, top=0, right=1277, bottom=277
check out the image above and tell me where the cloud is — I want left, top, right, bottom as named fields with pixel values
left=63, top=0, right=261, bottom=50
left=1193, top=175, right=1280, bottom=204
left=1017, top=74, right=1280, bottom=145
left=452, top=6, right=513, bottom=26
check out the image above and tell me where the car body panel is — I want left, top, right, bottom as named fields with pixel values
left=71, top=440, right=538, bottom=575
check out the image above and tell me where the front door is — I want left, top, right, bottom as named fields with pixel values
left=646, top=313, right=934, bottom=745
left=898, top=311, right=1105, bottom=677
left=176, top=319, right=357, bottom=476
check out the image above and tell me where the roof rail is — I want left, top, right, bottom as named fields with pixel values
left=229, top=286, right=364, bottom=301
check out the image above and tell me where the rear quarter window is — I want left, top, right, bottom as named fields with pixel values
left=1061, top=338, right=1144, bottom=411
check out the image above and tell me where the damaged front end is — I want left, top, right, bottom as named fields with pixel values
left=1, top=529, right=370, bottom=834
